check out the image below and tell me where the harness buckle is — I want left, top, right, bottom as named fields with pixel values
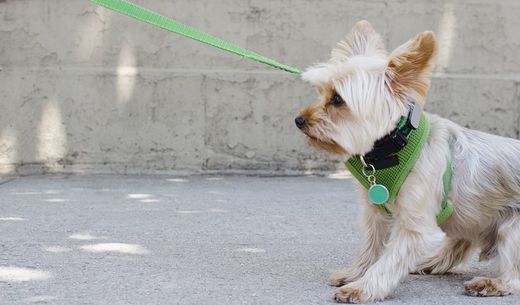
left=392, top=130, right=408, bottom=149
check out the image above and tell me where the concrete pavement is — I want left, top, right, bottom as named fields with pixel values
left=0, top=175, right=518, bottom=304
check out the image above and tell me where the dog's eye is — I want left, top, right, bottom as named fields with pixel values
left=330, top=94, right=345, bottom=107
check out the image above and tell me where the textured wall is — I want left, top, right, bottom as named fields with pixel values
left=1, top=0, right=520, bottom=175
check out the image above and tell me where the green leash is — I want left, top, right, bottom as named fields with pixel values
left=89, top=0, right=302, bottom=74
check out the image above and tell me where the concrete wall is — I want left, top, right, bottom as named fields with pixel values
left=1, top=0, right=520, bottom=175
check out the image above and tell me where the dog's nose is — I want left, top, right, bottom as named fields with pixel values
left=295, top=116, right=306, bottom=129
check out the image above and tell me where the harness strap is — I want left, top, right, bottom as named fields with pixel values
left=345, top=113, right=431, bottom=214
left=90, top=0, right=302, bottom=74
left=436, top=153, right=454, bottom=224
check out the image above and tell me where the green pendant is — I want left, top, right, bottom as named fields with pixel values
left=368, top=184, right=389, bottom=205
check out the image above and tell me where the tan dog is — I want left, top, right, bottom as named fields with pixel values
left=295, top=20, right=520, bottom=303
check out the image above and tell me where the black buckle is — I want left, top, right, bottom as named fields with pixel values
left=392, top=130, right=408, bottom=149
left=368, top=155, right=400, bottom=170
left=365, top=129, right=407, bottom=160
left=362, top=101, right=421, bottom=169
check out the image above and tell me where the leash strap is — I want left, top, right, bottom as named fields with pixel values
left=90, top=0, right=302, bottom=74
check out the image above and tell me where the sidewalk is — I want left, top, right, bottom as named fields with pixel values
left=0, top=175, right=516, bottom=305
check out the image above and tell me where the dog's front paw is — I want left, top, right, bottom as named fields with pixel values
left=334, top=286, right=366, bottom=303
left=464, top=277, right=511, bottom=297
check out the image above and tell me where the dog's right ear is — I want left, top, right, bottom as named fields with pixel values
left=331, top=20, right=386, bottom=61
left=385, top=31, right=437, bottom=105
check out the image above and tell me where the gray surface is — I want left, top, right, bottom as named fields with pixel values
left=2, top=0, right=520, bottom=175
left=0, top=175, right=518, bottom=305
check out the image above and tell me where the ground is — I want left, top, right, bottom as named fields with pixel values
left=0, top=175, right=518, bottom=305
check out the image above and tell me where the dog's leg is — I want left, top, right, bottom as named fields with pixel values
left=329, top=201, right=390, bottom=287
left=415, top=238, right=472, bottom=275
left=334, top=220, right=443, bottom=302
left=329, top=202, right=390, bottom=287
left=334, top=183, right=444, bottom=303
left=465, top=215, right=520, bottom=297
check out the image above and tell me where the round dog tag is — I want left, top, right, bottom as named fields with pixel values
left=368, top=184, right=389, bottom=205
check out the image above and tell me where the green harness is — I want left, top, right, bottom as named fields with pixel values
left=345, top=114, right=454, bottom=225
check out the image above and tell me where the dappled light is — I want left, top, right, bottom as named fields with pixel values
left=42, top=198, right=67, bottom=203
left=44, top=190, right=62, bottom=194
left=167, top=178, right=189, bottom=183
left=79, top=243, right=150, bottom=255
left=127, top=193, right=153, bottom=199
left=177, top=210, right=203, bottom=214
left=437, top=1, right=456, bottom=71
left=69, top=233, right=108, bottom=241
left=117, top=41, right=137, bottom=105
left=0, top=126, right=18, bottom=174
left=0, top=266, right=52, bottom=282
left=235, top=247, right=266, bottom=253
left=0, top=216, right=26, bottom=221
left=42, top=246, right=72, bottom=253
left=37, top=99, right=67, bottom=168
left=178, top=208, right=228, bottom=214
left=127, top=193, right=161, bottom=203
left=140, top=198, right=160, bottom=203
left=10, top=192, right=42, bottom=195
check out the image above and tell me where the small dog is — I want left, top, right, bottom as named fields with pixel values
left=295, top=20, right=520, bottom=303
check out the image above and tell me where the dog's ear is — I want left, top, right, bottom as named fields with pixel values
left=385, top=31, right=437, bottom=105
left=331, top=20, right=386, bottom=61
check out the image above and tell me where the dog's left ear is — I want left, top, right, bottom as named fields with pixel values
left=385, top=31, right=437, bottom=106
left=331, top=20, right=386, bottom=61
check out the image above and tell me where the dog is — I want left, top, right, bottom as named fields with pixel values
left=295, top=20, right=520, bottom=303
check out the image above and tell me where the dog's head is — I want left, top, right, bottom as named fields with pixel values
left=295, top=21, right=437, bottom=157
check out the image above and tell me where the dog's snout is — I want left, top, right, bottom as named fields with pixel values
left=295, top=116, right=306, bottom=129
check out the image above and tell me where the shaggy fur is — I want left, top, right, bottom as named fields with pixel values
left=295, top=20, right=520, bottom=303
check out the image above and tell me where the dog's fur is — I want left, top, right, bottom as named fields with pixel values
left=296, top=20, right=520, bottom=303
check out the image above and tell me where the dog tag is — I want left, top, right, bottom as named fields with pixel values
left=361, top=158, right=389, bottom=206
left=368, top=184, right=389, bottom=205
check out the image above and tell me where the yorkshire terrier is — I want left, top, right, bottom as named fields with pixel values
left=295, top=20, right=520, bottom=303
